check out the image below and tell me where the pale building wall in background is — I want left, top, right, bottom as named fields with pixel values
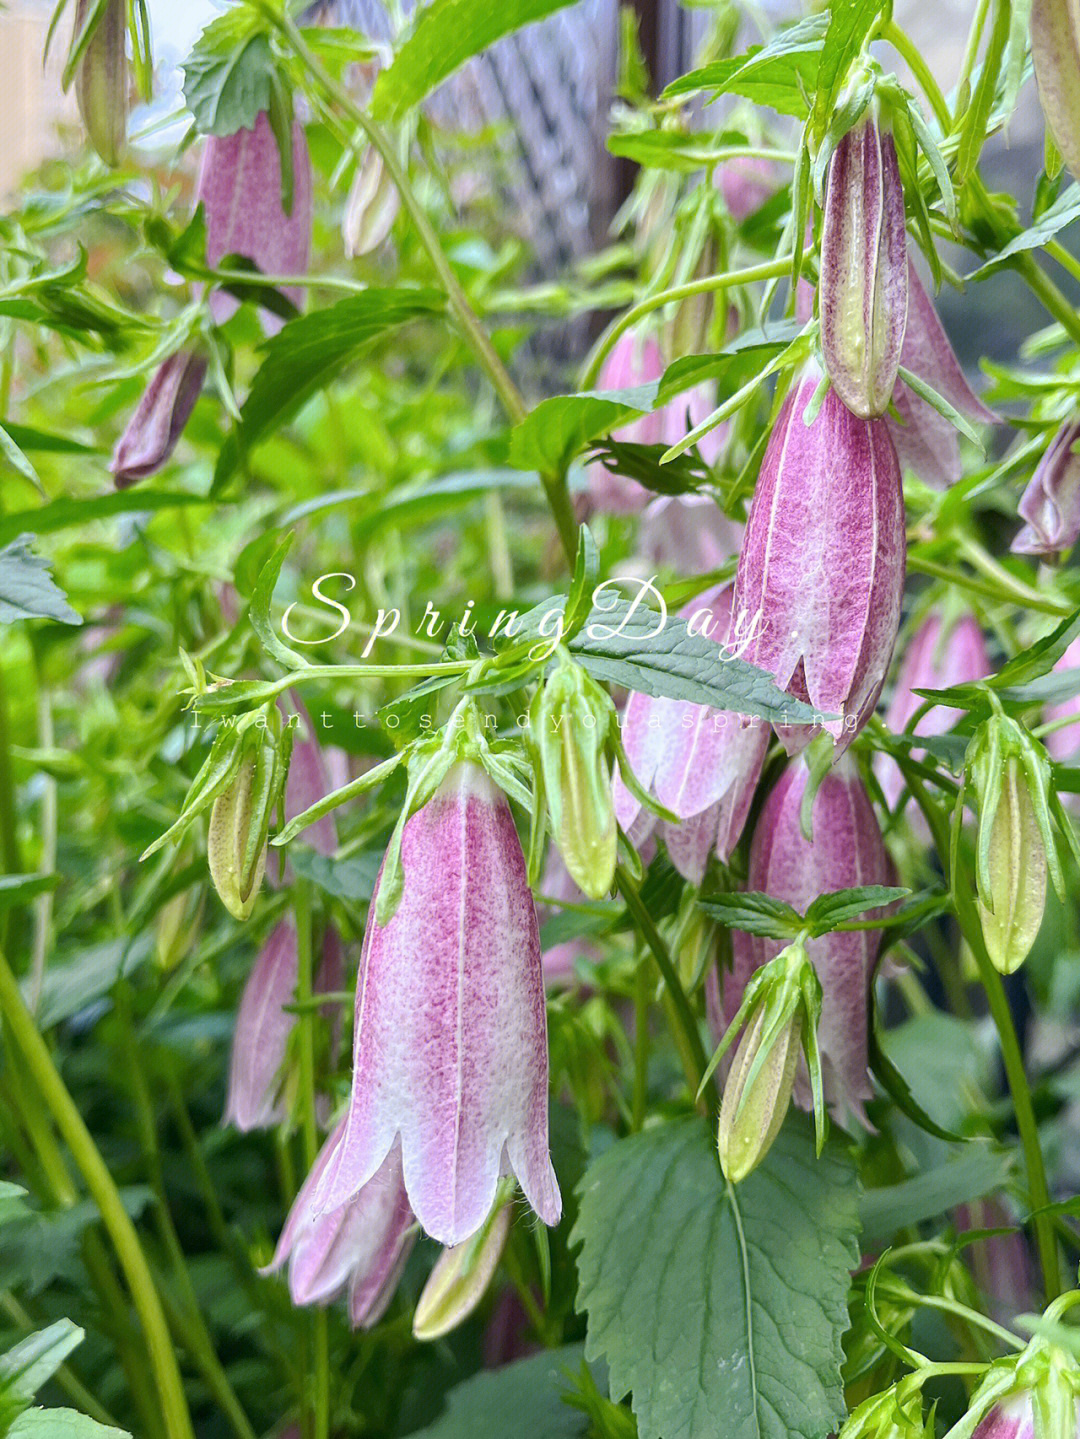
left=0, top=3, right=74, bottom=199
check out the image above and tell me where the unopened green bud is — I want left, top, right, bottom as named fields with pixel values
left=976, top=755, right=1048, bottom=974
left=840, top=1386, right=933, bottom=1439
left=155, top=888, right=202, bottom=970
left=73, top=0, right=128, bottom=167
left=207, top=722, right=289, bottom=921
left=531, top=659, right=616, bottom=900
left=718, top=998, right=802, bottom=1184
left=413, top=1187, right=512, bottom=1341
left=969, top=711, right=1058, bottom=976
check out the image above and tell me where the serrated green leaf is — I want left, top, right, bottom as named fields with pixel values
left=971, top=183, right=1080, bottom=278
left=698, top=891, right=804, bottom=939
left=572, top=1116, right=859, bottom=1439
left=215, top=288, right=444, bottom=485
left=371, top=0, right=577, bottom=120
left=248, top=532, right=310, bottom=669
left=182, top=13, right=275, bottom=136
left=662, top=14, right=829, bottom=117
left=9, top=1409, right=131, bottom=1437
left=0, top=537, right=81, bottom=626
left=408, top=1346, right=589, bottom=1438
left=812, top=0, right=884, bottom=142
left=804, top=885, right=908, bottom=932
left=507, top=385, right=659, bottom=474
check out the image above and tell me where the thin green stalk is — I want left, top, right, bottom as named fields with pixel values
left=1046, top=239, right=1080, bottom=289
left=1017, top=254, right=1080, bottom=350
left=293, top=880, right=328, bottom=1439
left=119, top=990, right=256, bottom=1439
left=581, top=255, right=798, bottom=389
left=883, top=737, right=1061, bottom=1302
left=277, top=10, right=580, bottom=565
left=883, top=21, right=952, bottom=129
left=0, top=944, right=195, bottom=1439
left=632, top=955, right=650, bottom=1132
left=616, top=868, right=713, bottom=1117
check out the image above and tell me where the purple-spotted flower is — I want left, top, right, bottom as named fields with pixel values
left=613, top=584, right=769, bottom=882
left=820, top=114, right=908, bottom=419
left=268, top=1120, right=415, bottom=1329
left=887, top=259, right=998, bottom=487
left=310, top=762, right=560, bottom=1247
left=732, top=366, right=906, bottom=752
left=715, top=756, right=892, bottom=1126
left=109, top=352, right=207, bottom=488
left=1011, top=421, right=1080, bottom=556
left=197, top=111, right=313, bottom=332
left=876, top=611, right=991, bottom=810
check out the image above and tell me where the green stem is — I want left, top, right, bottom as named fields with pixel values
left=0, top=946, right=195, bottom=1439
left=616, top=869, right=713, bottom=1117
left=1016, top=255, right=1080, bottom=349
left=883, top=22, right=952, bottom=129
left=293, top=880, right=329, bottom=1439
left=1046, top=239, right=1080, bottom=289
left=883, top=739, right=1061, bottom=1302
left=632, top=955, right=650, bottom=1132
left=581, top=255, right=798, bottom=389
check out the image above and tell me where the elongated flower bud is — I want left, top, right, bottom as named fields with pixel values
left=197, top=112, right=313, bottom=332
left=343, top=147, right=400, bottom=258
left=718, top=993, right=803, bottom=1183
left=310, top=762, right=560, bottom=1246
left=841, top=1388, right=935, bottom=1439
left=717, top=757, right=892, bottom=1125
left=733, top=367, right=906, bottom=752
left=73, top=0, right=128, bottom=167
left=109, top=352, right=207, bottom=489
left=976, top=755, right=1049, bottom=974
left=269, top=1121, right=415, bottom=1329
left=208, top=727, right=286, bottom=921
left=614, top=585, right=768, bottom=881
left=877, top=611, right=991, bottom=810
left=414, top=1189, right=513, bottom=1340
left=532, top=661, right=615, bottom=899
left=887, top=258, right=998, bottom=487
left=820, top=115, right=908, bottom=419
left=1032, top=0, right=1080, bottom=179
left=1011, top=421, right=1080, bottom=556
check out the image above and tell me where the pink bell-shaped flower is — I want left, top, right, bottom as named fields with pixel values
left=639, top=494, right=742, bottom=576
left=613, top=584, right=769, bottom=882
left=109, top=351, right=207, bottom=488
left=197, top=111, right=313, bottom=332
left=1011, top=421, right=1080, bottom=556
left=733, top=366, right=906, bottom=752
left=310, top=762, right=560, bottom=1246
left=886, top=258, right=998, bottom=488
left=1045, top=634, right=1080, bottom=764
left=268, top=1120, right=415, bottom=1329
left=716, top=756, right=892, bottom=1126
left=876, top=611, right=991, bottom=809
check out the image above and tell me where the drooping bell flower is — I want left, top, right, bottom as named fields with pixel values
left=886, top=259, right=998, bottom=487
left=613, top=584, right=769, bottom=882
left=537, top=846, right=600, bottom=986
left=1032, top=0, right=1080, bottom=179
left=1011, top=421, right=1080, bottom=556
left=73, top=0, right=127, bottom=166
left=282, top=703, right=338, bottom=861
left=310, top=762, right=560, bottom=1246
left=586, top=335, right=667, bottom=514
left=268, top=1120, right=415, bottom=1329
left=1044, top=634, right=1080, bottom=764
left=876, top=611, right=991, bottom=810
left=733, top=366, right=906, bottom=753
left=109, top=352, right=207, bottom=488
left=717, top=756, right=893, bottom=1126
left=639, top=494, right=742, bottom=575
left=224, top=923, right=342, bottom=1131
left=963, top=1334, right=1080, bottom=1439
left=342, top=147, right=400, bottom=258
left=197, top=111, right=313, bottom=332
left=819, top=114, right=908, bottom=419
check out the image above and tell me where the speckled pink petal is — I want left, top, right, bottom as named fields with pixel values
left=1045, top=634, right=1080, bottom=765
left=971, top=1394, right=1037, bottom=1439
left=283, top=704, right=337, bottom=859
left=718, top=757, right=891, bottom=1126
left=886, top=258, right=999, bottom=487
left=313, top=764, right=559, bottom=1246
left=197, top=112, right=313, bottom=332
left=270, top=1122, right=414, bottom=1318
left=733, top=368, right=906, bottom=750
left=224, top=918, right=297, bottom=1132
left=586, top=334, right=667, bottom=513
